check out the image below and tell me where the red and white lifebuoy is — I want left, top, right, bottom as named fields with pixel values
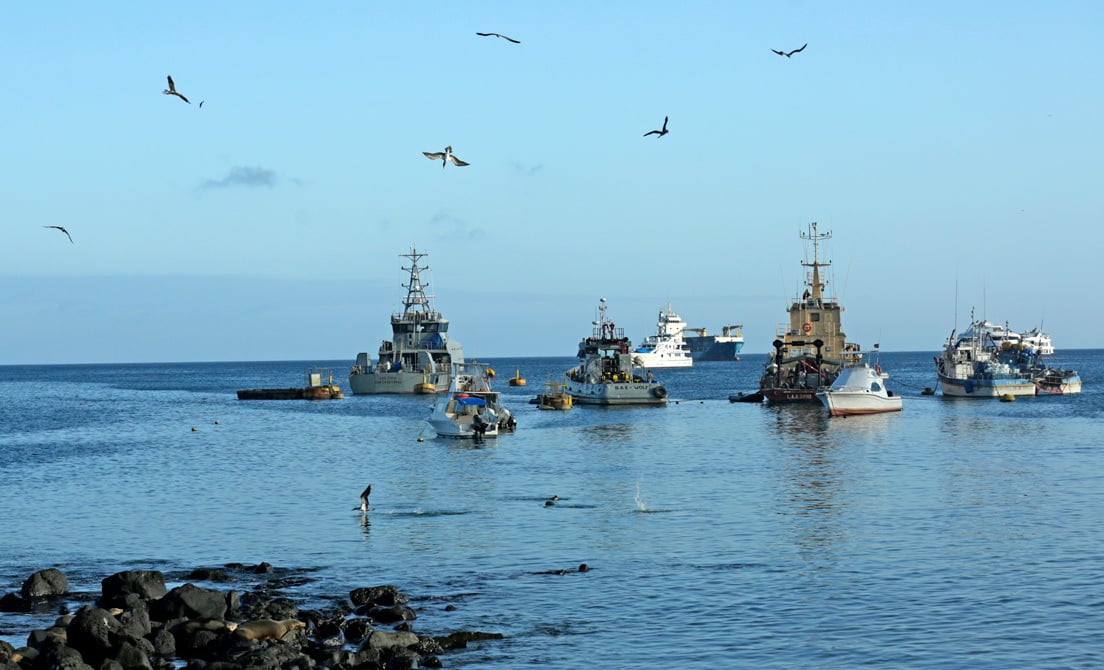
left=801, top=322, right=813, bottom=334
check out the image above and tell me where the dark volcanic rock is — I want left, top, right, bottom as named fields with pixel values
left=184, top=569, right=230, bottom=583
left=117, top=595, right=152, bottom=638
left=148, top=626, right=176, bottom=658
left=343, top=618, right=374, bottom=644
left=365, top=604, right=416, bottom=624
left=238, top=595, right=298, bottom=622
left=66, top=606, right=125, bottom=665
left=151, top=585, right=226, bottom=621
left=43, top=643, right=94, bottom=670
left=100, top=572, right=167, bottom=608
left=21, top=569, right=69, bottom=599
left=349, top=586, right=407, bottom=609
left=434, top=630, right=505, bottom=650
left=112, top=639, right=153, bottom=670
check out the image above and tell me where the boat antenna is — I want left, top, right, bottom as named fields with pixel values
left=800, top=221, right=831, bottom=302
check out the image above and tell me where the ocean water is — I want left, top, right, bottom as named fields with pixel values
left=1, top=351, right=1102, bottom=669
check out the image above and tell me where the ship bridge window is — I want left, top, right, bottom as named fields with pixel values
left=810, top=313, right=821, bottom=322
left=397, top=324, right=414, bottom=333
left=439, top=323, right=449, bottom=332
left=421, top=323, right=439, bottom=332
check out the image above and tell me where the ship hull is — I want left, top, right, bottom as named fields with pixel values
left=349, top=370, right=449, bottom=395
left=566, top=381, right=667, bottom=405
left=685, top=337, right=744, bottom=361
left=937, top=373, right=1036, bottom=398
left=817, top=391, right=902, bottom=416
left=761, top=388, right=821, bottom=403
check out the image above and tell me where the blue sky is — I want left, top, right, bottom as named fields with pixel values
left=2, top=1, right=1101, bottom=364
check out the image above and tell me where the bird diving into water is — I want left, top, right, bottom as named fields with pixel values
left=423, top=146, right=470, bottom=169
left=771, top=43, right=807, bottom=58
left=643, top=116, right=669, bottom=138
left=356, top=484, right=371, bottom=512
left=163, top=75, right=190, bottom=103
left=43, top=226, right=73, bottom=243
left=476, top=32, right=520, bottom=44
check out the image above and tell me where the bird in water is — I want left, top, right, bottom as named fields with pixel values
left=163, top=75, right=190, bottom=103
left=544, top=495, right=560, bottom=507
left=356, top=484, right=371, bottom=512
left=476, top=32, right=520, bottom=44
left=423, top=146, right=470, bottom=169
left=771, top=43, right=807, bottom=58
left=43, top=225, right=73, bottom=243
left=643, top=116, right=669, bottom=138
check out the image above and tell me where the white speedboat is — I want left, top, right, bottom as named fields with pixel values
left=817, top=358, right=902, bottom=417
left=565, top=298, right=668, bottom=406
left=349, top=247, right=464, bottom=394
left=426, top=362, right=514, bottom=440
left=633, top=304, right=693, bottom=368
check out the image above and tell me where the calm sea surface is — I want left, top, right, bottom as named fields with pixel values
left=1, top=351, right=1102, bottom=668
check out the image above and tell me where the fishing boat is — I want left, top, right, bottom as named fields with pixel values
left=683, top=324, right=745, bottom=361
left=426, top=362, right=514, bottom=440
left=816, top=355, right=902, bottom=417
left=632, top=304, right=693, bottom=368
left=565, top=298, right=668, bottom=406
left=934, top=312, right=1037, bottom=398
left=349, top=247, right=464, bottom=394
left=758, top=222, right=862, bottom=403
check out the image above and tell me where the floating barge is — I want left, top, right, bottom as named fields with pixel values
left=237, top=368, right=345, bottom=400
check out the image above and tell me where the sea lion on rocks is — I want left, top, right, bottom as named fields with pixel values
left=232, top=618, right=304, bottom=642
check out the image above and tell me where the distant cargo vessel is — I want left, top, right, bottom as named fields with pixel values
left=683, top=325, right=745, bottom=361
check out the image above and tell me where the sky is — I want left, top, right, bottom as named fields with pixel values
left=2, top=1, right=1102, bottom=364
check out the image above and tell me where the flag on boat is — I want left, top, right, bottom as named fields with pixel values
left=487, top=368, right=496, bottom=378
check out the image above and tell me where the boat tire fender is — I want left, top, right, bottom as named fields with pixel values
left=651, top=386, right=668, bottom=399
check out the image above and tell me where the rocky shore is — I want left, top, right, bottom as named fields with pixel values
left=0, top=564, right=502, bottom=670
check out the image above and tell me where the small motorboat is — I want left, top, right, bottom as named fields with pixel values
left=537, top=379, right=573, bottom=410
left=426, top=362, right=514, bottom=440
left=816, top=361, right=902, bottom=417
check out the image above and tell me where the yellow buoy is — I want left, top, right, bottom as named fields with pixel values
left=508, top=368, right=527, bottom=387
left=999, top=393, right=1016, bottom=402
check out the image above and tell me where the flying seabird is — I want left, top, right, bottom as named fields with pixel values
left=199, top=100, right=205, bottom=108
left=643, top=116, right=669, bottom=138
left=163, top=75, right=190, bottom=103
left=356, top=484, right=371, bottom=512
left=43, top=225, right=73, bottom=243
left=771, top=43, right=807, bottom=58
left=423, top=146, right=470, bottom=169
left=476, top=32, right=520, bottom=44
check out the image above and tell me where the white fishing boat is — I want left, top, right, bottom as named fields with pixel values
left=349, top=247, right=464, bottom=394
left=816, top=355, right=902, bottom=417
left=632, top=304, right=693, bottom=368
left=934, top=312, right=1037, bottom=398
left=565, top=298, right=668, bottom=406
left=426, top=362, right=514, bottom=440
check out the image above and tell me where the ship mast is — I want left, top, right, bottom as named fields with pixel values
left=801, top=222, right=831, bottom=303
left=400, top=246, right=436, bottom=320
